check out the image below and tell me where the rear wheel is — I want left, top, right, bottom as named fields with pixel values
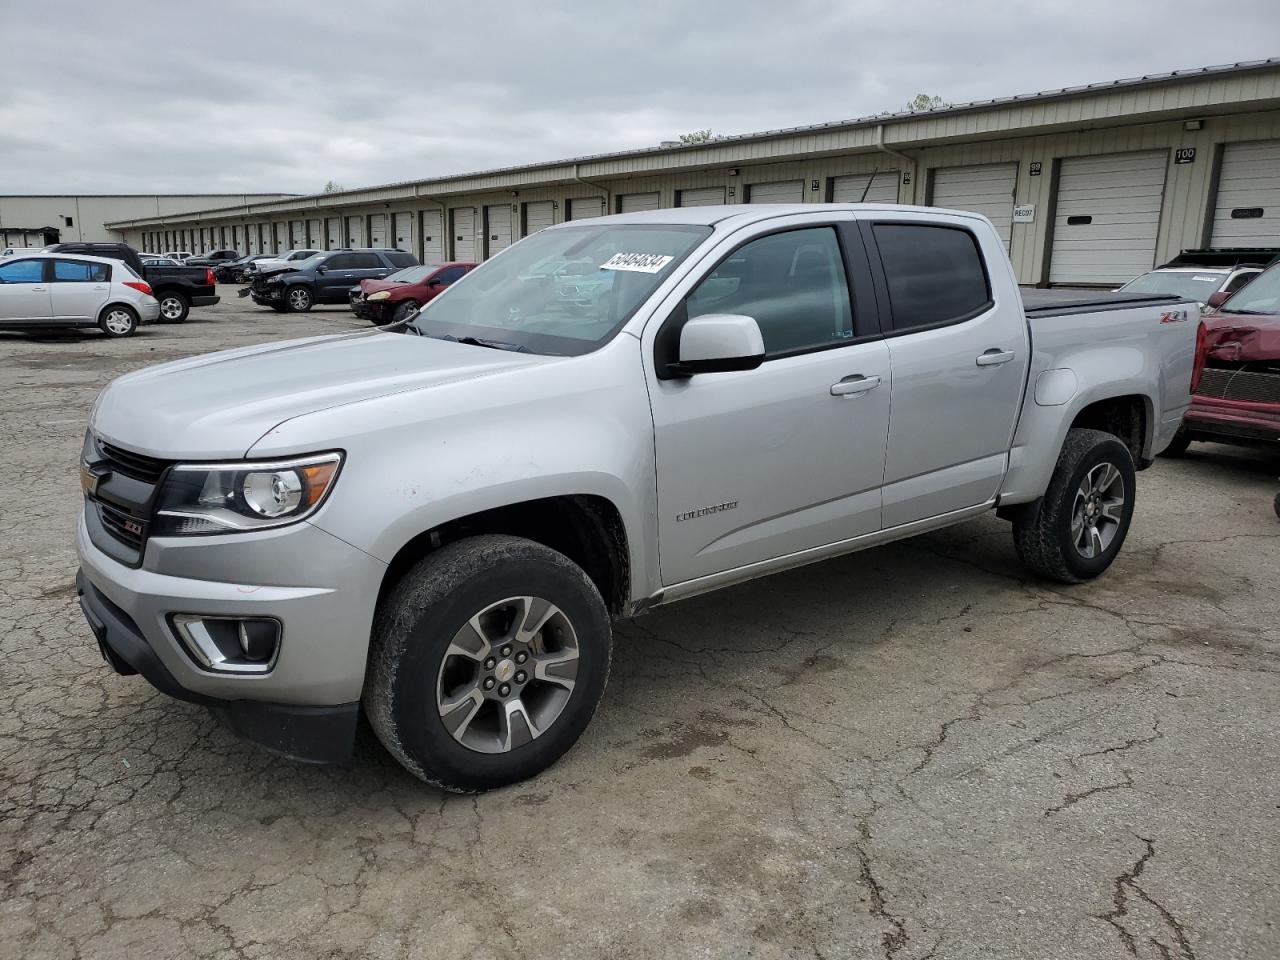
left=98, top=305, right=139, bottom=338
left=285, top=285, right=313, bottom=312
left=157, top=291, right=190, bottom=323
left=365, top=535, right=612, bottom=792
left=1013, top=428, right=1136, bottom=583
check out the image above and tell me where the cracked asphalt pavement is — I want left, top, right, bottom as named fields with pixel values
left=2, top=291, right=1278, bottom=959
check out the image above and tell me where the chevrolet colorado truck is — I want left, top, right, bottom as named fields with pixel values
left=75, top=205, right=1200, bottom=791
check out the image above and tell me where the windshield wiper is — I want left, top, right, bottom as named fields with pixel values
left=439, top=334, right=529, bottom=353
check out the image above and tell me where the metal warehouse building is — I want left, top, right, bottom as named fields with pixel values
left=107, top=58, right=1280, bottom=286
left=0, top=194, right=294, bottom=247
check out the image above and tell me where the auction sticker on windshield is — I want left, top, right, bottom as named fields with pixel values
left=601, top=252, right=674, bottom=273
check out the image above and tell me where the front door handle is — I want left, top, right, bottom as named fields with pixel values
left=976, top=349, right=1015, bottom=366
left=831, top=374, right=881, bottom=397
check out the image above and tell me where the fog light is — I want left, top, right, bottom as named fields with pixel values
left=171, top=615, right=281, bottom=674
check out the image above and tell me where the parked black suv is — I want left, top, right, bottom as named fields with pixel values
left=246, top=248, right=418, bottom=312
left=45, top=242, right=219, bottom=322
left=186, top=249, right=240, bottom=267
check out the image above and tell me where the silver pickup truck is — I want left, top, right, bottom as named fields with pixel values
left=76, top=204, right=1201, bottom=791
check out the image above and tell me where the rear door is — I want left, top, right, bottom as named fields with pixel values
left=862, top=213, right=1029, bottom=527
left=0, top=258, right=52, bottom=321
left=49, top=258, right=111, bottom=320
left=645, top=215, right=891, bottom=585
left=316, top=253, right=358, bottom=299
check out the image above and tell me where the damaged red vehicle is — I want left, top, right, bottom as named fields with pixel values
left=349, top=262, right=475, bottom=326
left=1169, top=263, right=1280, bottom=455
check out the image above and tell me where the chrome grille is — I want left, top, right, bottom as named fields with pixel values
left=1198, top=366, right=1280, bottom=405
left=99, top=441, right=169, bottom=483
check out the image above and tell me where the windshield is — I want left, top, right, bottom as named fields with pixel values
left=1118, top=271, right=1223, bottom=302
left=407, top=223, right=710, bottom=355
left=295, top=254, right=327, bottom=271
left=1219, top=264, right=1280, bottom=315
left=388, top=265, right=432, bottom=284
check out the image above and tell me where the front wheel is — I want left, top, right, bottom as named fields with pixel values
left=383, top=299, right=419, bottom=326
left=365, top=535, right=612, bottom=792
left=285, top=285, right=313, bottom=312
left=1013, top=428, right=1136, bottom=583
left=157, top=291, right=190, bottom=323
left=98, top=305, right=139, bottom=338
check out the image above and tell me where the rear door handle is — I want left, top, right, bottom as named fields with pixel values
left=976, top=349, right=1015, bottom=366
left=831, top=374, right=881, bottom=397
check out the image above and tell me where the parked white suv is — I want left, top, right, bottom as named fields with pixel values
left=0, top=252, right=159, bottom=336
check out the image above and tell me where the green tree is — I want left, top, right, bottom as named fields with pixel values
left=321, top=180, right=346, bottom=194
left=678, top=129, right=715, bottom=144
left=904, top=93, right=951, bottom=112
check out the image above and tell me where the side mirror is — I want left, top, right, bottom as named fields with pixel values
left=316, top=265, right=328, bottom=274
left=667, top=314, right=765, bottom=377
left=428, top=278, right=443, bottom=287
left=1206, top=291, right=1230, bottom=309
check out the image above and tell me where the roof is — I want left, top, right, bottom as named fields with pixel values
left=106, top=57, right=1280, bottom=229
left=544, top=202, right=986, bottom=228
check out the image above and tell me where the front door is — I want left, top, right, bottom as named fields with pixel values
left=646, top=219, right=891, bottom=586
left=0, top=258, right=52, bottom=322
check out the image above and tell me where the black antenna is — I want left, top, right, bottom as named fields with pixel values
left=859, top=168, right=879, bottom=203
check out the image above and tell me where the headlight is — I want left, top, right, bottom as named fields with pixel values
left=366, top=290, right=391, bottom=302
left=153, top=452, right=342, bottom=536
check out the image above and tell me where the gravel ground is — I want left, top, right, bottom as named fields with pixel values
left=2, top=289, right=1278, bottom=960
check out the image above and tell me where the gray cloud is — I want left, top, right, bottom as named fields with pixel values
left=3, top=0, right=1279, bottom=195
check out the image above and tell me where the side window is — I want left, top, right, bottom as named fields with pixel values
left=685, top=227, right=854, bottom=357
left=324, top=254, right=355, bottom=270
left=53, top=259, right=109, bottom=282
left=386, top=252, right=417, bottom=268
left=435, top=266, right=466, bottom=284
left=0, top=259, right=44, bottom=283
left=1224, top=271, right=1257, bottom=294
left=350, top=253, right=382, bottom=269
left=872, top=223, right=991, bottom=331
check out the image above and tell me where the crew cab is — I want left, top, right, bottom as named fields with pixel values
left=76, top=205, right=1198, bottom=791
left=349, top=262, right=476, bottom=325
left=45, top=242, right=219, bottom=323
left=244, top=248, right=417, bottom=312
left=1167, top=259, right=1280, bottom=454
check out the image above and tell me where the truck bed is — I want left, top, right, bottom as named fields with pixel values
left=1020, top=288, right=1186, bottom=318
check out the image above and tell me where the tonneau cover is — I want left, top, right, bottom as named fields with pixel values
left=1020, top=288, right=1187, bottom=317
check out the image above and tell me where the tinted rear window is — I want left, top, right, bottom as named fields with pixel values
left=873, top=223, right=991, bottom=331
left=386, top=252, right=417, bottom=267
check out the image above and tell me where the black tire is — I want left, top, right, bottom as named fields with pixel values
left=382, top=299, right=419, bottom=326
left=156, top=290, right=190, bottom=323
left=365, top=535, right=612, bottom=792
left=1273, top=492, right=1280, bottom=520
left=285, top=285, right=313, bottom=312
left=1161, top=427, right=1192, bottom=458
left=98, top=304, right=139, bottom=338
left=1013, top=428, right=1137, bottom=583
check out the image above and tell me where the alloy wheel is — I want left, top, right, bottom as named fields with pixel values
left=436, top=595, right=579, bottom=754
left=159, top=296, right=184, bottom=320
left=103, top=309, right=134, bottom=335
left=1071, top=462, right=1125, bottom=558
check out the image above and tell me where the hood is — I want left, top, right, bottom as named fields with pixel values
left=92, top=330, right=550, bottom=459
left=253, top=263, right=299, bottom=280
left=359, top=277, right=418, bottom=296
left=1203, top=311, right=1280, bottom=361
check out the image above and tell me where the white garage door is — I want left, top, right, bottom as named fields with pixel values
left=832, top=172, right=900, bottom=204
left=677, top=186, right=725, bottom=207
left=289, top=220, right=304, bottom=248
left=619, top=192, right=660, bottom=213
left=524, top=201, right=554, bottom=235
left=747, top=180, right=804, bottom=204
left=452, top=207, right=477, bottom=261
left=325, top=218, right=341, bottom=250
left=1049, top=151, right=1168, bottom=285
left=306, top=219, right=321, bottom=248
left=568, top=197, right=605, bottom=220
left=421, top=210, right=443, bottom=263
left=485, top=204, right=513, bottom=258
left=1210, top=140, right=1280, bottom=248
left=345, top=216, right=364, bottom=247
left=393, top=212, right=412, bottom=253
left=369, top=214, right=387, bottom=248
left=931, top=163, right=1019, bottom=248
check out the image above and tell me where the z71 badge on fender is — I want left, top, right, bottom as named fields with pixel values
left=676, top=501, right=738, bottom=522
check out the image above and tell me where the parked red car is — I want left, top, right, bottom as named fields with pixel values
left=1169, top=262, right=1280, bottom=455
left=349, top=262, right=476, bottom=325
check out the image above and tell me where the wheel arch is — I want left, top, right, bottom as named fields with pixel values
left=377, top=494, right=632, bottom=619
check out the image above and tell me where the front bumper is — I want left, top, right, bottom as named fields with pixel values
left=75, top=509, right=387, bottom=762
left=248, top=285, right=284, bottom=304
left=348, top=295, right=384, bottom=321
left=1183, top=395, right=1280, bottom=446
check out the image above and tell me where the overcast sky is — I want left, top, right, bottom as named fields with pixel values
left=3, top=1, right=1279, bottom=197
